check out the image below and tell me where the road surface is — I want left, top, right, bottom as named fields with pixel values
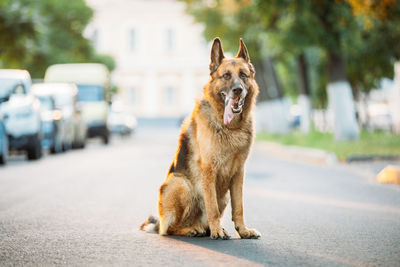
left=0, top=127, right=399, bottom=266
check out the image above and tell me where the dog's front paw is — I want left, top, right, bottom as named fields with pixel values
left=210, top=227, right=230, bottom=240
left=237, top=227, right=261, bottom=239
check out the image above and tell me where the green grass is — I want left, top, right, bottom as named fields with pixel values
left=256, top=130, right=400, bottom=160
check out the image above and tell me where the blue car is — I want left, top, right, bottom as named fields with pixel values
left=31, top=88, right=63, bottom=154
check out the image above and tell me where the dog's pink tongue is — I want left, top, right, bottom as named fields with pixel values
left=224, top=98, right=235, bottom=125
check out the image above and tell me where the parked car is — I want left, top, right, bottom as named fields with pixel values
left=31, top=86, right=64, bottom=153
left=108, top=107, right=137, bottom=136
left=45, top=64, right=110, bottom=144
left=0, top=116, right=8, bottom=165
left=0, top=70, right=42, bottom=160
left=32, top=83, right=87, bottom=149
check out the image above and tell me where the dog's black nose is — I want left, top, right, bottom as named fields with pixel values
left=232, top=88, right=242, bottom=96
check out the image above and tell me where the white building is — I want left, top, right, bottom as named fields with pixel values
left=84, top=0, right=211, bottom=118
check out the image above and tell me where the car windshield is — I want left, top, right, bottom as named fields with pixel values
left=38, top=96, right=54, bottom=110
left=0, top=78, right=18, bottom=103
left=76, top=84, right=103, bottom=102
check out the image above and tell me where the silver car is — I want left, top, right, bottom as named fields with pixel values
left=32, top=83, right=86, bottom=150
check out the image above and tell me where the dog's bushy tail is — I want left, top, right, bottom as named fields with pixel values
left=139, top=215, right=159, bottom=233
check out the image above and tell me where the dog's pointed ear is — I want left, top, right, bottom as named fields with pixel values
left=210, top=37, right=225, bottom=75
left=236, top=38, right=250, bottom=63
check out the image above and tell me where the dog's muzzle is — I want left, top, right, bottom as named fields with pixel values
left=224, top=96, right=245, bottom=125
left=232, top=97, right=245, bottom=113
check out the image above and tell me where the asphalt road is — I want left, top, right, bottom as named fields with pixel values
left=0, top=127, right=399, bottom=266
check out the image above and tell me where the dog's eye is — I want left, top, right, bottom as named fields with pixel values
left=240, top=72, right=248, bottom=79
left=223, top=73, right=231, bottom=80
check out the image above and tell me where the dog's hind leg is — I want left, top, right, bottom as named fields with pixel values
left=159, top=213, right=175, bottom=236
left=158, top=173, right=202, bottom=236
left=158, top=174, right=187, bottom=235
left=171, top=224, right=208, bottom=237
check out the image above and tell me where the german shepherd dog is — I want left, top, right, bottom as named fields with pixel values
left=140, top=38, right=260, bottom=240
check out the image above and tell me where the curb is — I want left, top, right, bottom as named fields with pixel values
left=257, top=141, right=400, bottom=186
left=346, top=154, right=400, bottom=163
left=257, top=141, right=338, bottom=166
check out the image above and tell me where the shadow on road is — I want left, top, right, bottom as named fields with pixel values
left=156, top=234, right=372, bottom=267
left=165, top=235, right=273, bottom=266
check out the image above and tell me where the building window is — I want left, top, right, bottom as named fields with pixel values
left=165, top=28, right=175, bottom=52
left=130, top=87, right=137, bottom=105
left=129, top=29, right=136, bottom=51
left=165, top=86, right=175, bottom=105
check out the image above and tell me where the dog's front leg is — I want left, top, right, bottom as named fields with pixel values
left=230, top=168, right=261, bottom=239
left=201, top=165, right=230, bottom=240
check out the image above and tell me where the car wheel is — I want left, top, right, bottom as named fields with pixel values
left=102, top=134, right=109, bottom=145
left=63, top=140, right=72, bottom=151
left=50, top=133, right=63, bottom=154
left=72, top=136, right=86, bottom=149
left=0, top=135, right=8, bottom=165
left=79, top=137, right=86, bottom=149
left=72, top=142, right=78, bottom=149
left=27, top=133, right=42, bottom=160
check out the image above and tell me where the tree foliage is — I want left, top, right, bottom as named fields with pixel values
left=182, top=0, right=287, bottom=101
left=183, top=0, right=261, bottom=58
left=0, top=0, right=36, bottom=68
left=180, top=0, right=400, bottom=106
left=0, top=0, right=115, bottom=78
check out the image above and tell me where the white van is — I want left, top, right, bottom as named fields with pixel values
left=0, top=70, right=42, bottom=160
left=44, top=64, right=110, bottom=144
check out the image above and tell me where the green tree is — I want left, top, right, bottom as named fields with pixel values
left=346, top=0, right=400, bottom=92
left=0, top=0, right=35, bottom=68
left=347, top=0, right=400, bottom=134
left=181, top=0, right=285, bottom=102
left=182, top=0, right=294, bottom=134
left=0, top=0, right=115, bottom=78
left=255, top=0, right=318, bottom=133
left=256, top=0, right=361, bottom=140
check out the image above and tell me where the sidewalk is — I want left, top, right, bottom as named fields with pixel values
left=257, top=141, right=338, bottom=166
left=257, top=140, right=400, bottom=185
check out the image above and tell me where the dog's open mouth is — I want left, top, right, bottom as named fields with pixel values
left=224, top=97, right=245, bottom=125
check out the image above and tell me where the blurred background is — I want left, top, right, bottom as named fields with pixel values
left=1, top=1, right=400, bottom=265
left=0, top=0, right=400, bottom=163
